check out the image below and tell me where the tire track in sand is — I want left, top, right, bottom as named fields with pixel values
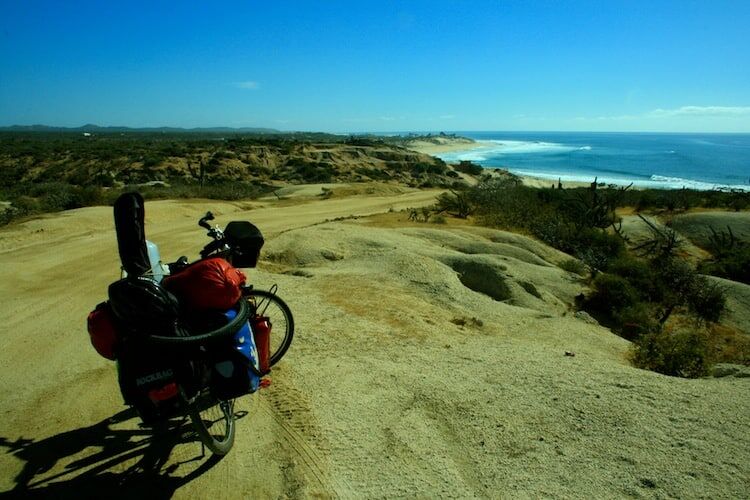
left=261, top=376, right=353, bottom=499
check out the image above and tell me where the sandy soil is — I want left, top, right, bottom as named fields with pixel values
left=406, top=138, right=482, bottom=155
left=0, top=188, right=748, bottom=498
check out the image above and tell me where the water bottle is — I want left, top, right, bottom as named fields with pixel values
left=146, top=240, right=164, bottom=282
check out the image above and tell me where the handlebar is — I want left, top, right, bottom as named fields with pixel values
left=198, top=211, right=214, bottom=230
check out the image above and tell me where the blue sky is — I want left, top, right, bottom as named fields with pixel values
left=1, top=0, right=749, bottom=132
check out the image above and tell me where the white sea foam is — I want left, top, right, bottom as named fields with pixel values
left=436, top=136, right=748, bottom=192
left=480, top=139, right=575, bottom=154
left=437, top=139, right=587, bottom=162
left=645, top=175, right=749, bottom=191
left=508, top=169, right=749, bottom=191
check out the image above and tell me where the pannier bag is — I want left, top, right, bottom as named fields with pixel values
left=163, top=257, right=246, bottom=311
left=224, top=221, right=264, bottom=268
left=87, top=302, right=118, bottom=360
left=209, top=308, right=261, bottom=400
left=116, top=342, right=198, bottom=424
left=113, top=192, right=151, bottom=277
left=108, top=276, right=180, bottom=335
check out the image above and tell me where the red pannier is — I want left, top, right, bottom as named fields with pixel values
left=87, top=302, right=118, bottom=360
left=163, top=257, right=246, bottom=311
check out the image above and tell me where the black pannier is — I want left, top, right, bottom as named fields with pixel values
left=116, top=340, right=202, bottom=424
left=108, top=277, right=180, bottom=334
left=224, top=221, right=264, bottom=268
left=113, top=192, right=150, bottom=277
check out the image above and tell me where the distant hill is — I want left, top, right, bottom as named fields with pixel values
left=0, top=124, right=281, bottom=134
left=0, top=132, right=467, bottom=190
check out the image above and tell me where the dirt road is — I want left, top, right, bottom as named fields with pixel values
left=0, top=188, right=440, bottom=498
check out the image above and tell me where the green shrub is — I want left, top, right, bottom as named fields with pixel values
left=12, top=196, right=40, bottom=214
left=728, top=192, right=750, bottom=211
left=614, top=302, right=659, bottom=340
left=0, top=208, right=16, bottom=226
left=531, top=215, right=572, bottom=250
left=291, top=161, right=336, bottom=183
left=474, top=183, right=545, bottom=229
left=585, top=273, right=640, bottom=317
left=574, top=228, right=626, bottom=273
left=39, top=186, right=76, bottom=211
left=608, top=255, right=662, bottom=302
left=454, top=160, right=483, bottom=176
left=652, top=258, right=698, bottom=320
left=698, top=229, right=750, bottom=284
left=687, top=279, right=726, bottom=323
left=559, top=258, right=587, bottom=276
left=708, top=324, right=750, bottom=366
left=71, top=186, right=106, bottom=207
left=435, top=190, right=474, bottom=218
left=635, top=191, right=658, bottom=212
left=631, top=328, right=712, bottom=378
left=411, top=162, right=447, bottom=176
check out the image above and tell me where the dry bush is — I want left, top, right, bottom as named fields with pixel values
left=631, top=326, right=712, bottom=378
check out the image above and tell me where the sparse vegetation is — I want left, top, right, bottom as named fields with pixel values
left=435, top=190, right=474, bottom=218
left=0, top=132, right=465, bottom=225
left=697, top=226, right=750, bottom=284
left=559, top=258, right=587, bottom=276
left=454, top=160, right=483, bottom=176
left=631, top=327, right=712, bottom=378
left=436, top=177, right=744, bottom=377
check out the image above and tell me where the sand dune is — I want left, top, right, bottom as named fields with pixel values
left=0, top=189, right=748, bottom=498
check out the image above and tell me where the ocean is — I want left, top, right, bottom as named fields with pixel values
left=436, top=132, right=750, bottom=191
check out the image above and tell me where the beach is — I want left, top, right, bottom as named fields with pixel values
left=405, top=136, right=483, bottom=155
left=423, top=132, right=750, bottom=191
left=405, top=138, right=610, bottom=189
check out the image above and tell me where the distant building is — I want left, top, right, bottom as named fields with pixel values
left=83, top=132, right=92, bottom=137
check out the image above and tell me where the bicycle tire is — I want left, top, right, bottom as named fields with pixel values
left=245, top=289, right=294, bottom=366
left=188, top=394, right=236, bottom=455
left=148, top=299, right=249, bottom=345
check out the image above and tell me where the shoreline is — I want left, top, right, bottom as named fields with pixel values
left=405, top=138, right=484, bottom=155
left=516, top=175, right=592, bottom=189
left=408, top=138, right=749, bottom=192
left=510, top=170, right=749, bottom=192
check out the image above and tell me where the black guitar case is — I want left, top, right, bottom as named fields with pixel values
left=113, top=192, right=150, bottom=277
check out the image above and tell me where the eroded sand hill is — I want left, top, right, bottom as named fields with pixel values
left=0, top=188, right=748, bottom=498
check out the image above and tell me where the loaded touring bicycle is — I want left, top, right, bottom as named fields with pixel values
left=87, top=192, right=293, bottom=455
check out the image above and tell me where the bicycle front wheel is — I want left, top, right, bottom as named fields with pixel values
left=188, top=394, right=236, bottom=455
left=246, top=289, right=294, bottom=366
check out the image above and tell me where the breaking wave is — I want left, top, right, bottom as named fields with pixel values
left=438, top=139, right=590, bottom=162
left=507, top=170, right=749, bottom=191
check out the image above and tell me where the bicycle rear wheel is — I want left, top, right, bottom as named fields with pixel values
left=245, top=289, right=294, bottom=366
left=188, top=393, right=236, bottom=455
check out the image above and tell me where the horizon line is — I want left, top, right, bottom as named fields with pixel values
left=2, top=124, right=750, bottom=135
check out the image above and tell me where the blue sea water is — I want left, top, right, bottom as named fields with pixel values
left=437, top=132, right=750, bottom=191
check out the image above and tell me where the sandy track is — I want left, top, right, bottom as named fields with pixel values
left=0, top=188, right=439, bottom=498
left=1, top=189, right=748, bottom=498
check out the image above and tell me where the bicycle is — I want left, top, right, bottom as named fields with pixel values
left=111, top=204, right=294, bottom=456
left=166, top=211, right=295, bottom=367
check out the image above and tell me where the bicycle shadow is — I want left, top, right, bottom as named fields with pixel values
left=0, top=407, right=246, bottom=499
